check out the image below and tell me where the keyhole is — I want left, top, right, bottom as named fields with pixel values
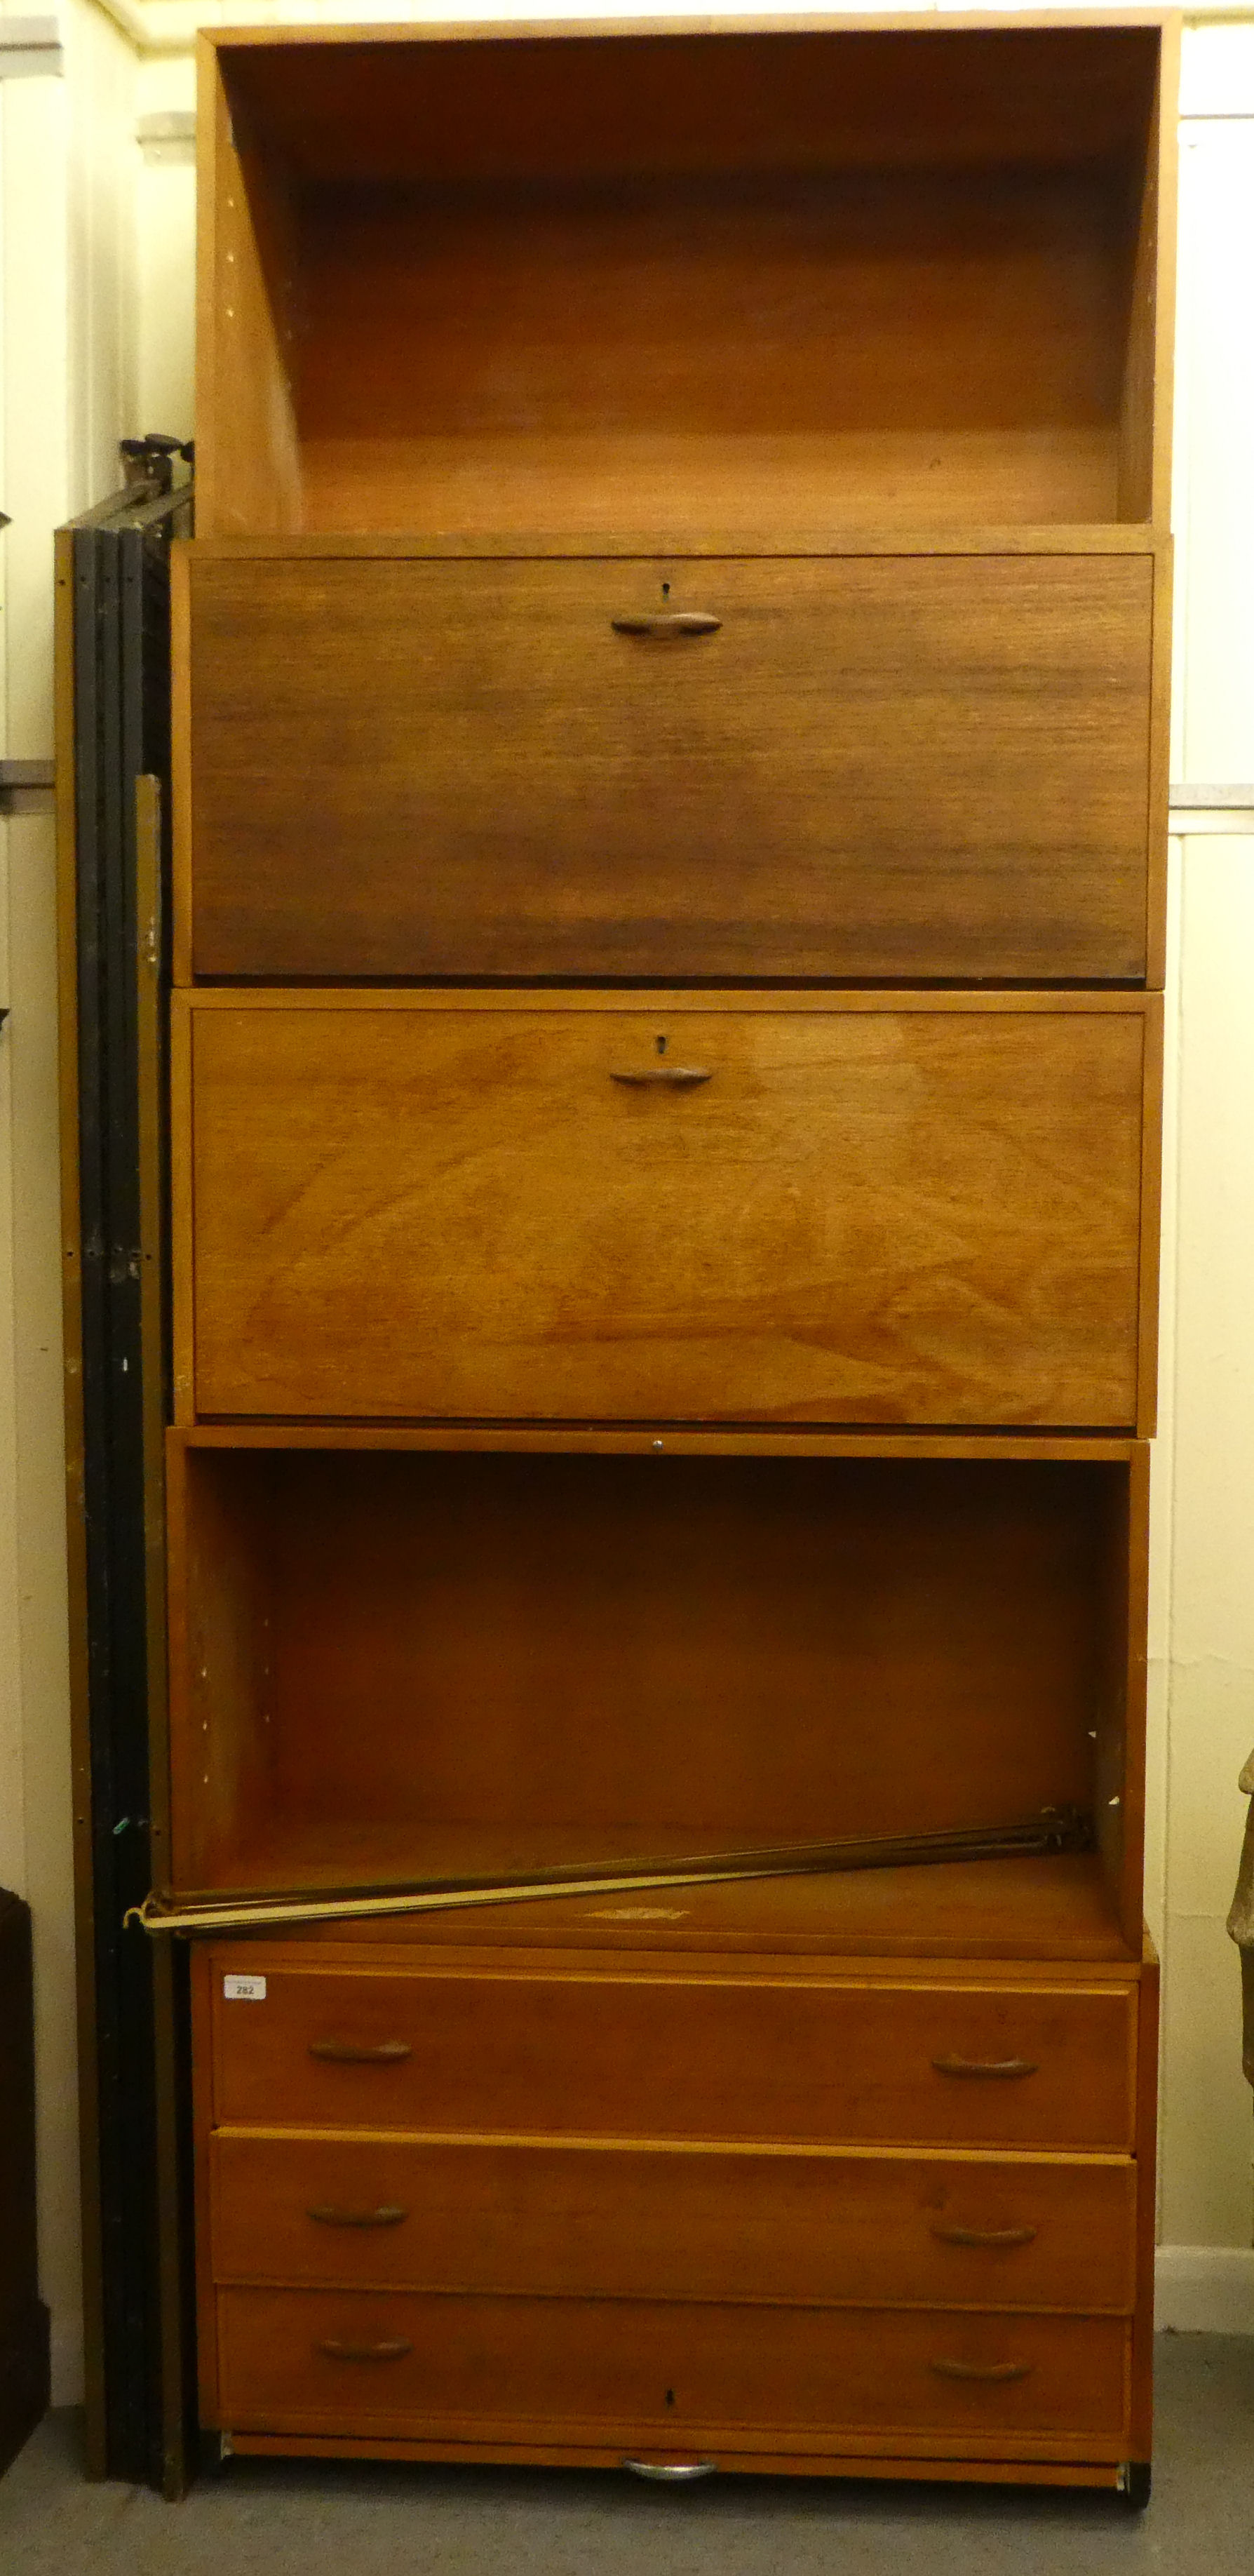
left=656, top=1035, right=667, bottom=1055
left=661, top=581, right=670, bottom=598
left=665, top=2388, right=675, bottom=2408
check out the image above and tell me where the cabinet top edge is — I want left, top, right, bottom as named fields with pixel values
left=179, top=528, right=1169, bottom=563
left=201, top=14, right=1180, bottom=57
left=168, top=1427, right=1143, bottom=1464
left=177, top=988, right=1161, bottom=1015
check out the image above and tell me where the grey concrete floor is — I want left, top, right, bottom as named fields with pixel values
left=1, top=2335, right=1250, bottom=2576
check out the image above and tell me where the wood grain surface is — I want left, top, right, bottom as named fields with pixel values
left=212, top=2284, right=1131, bottom=2450
left=196, top=20, right=1166, bottom=542
left=165, top=1444, right=1114, bottom=1900
left=209, top=1963, right=1137, bottom=2150
left=186, top=998, right=1149, bottom=1427
left=204, top=1853, right=1135, bottom=1964
left=186, top=552, right=1154, bottom=982
left=209, top=2131, right=1137, bottom=2314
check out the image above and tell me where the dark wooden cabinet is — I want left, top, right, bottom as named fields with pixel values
left=170, top=11, right=1175, bottom=2497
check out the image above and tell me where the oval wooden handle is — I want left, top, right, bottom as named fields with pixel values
left=611, top=611, right=721, bottom=638
left=308, top=2038, right=412, bottom=2063
left=610, top=1068, right=712, bottom=1088
left=932, top=2223, right=1038, bottom=2248
left=307, top=2203, right=408, bottom=2229
left=931, top=2055, right=1038, bottom=2079
left=930, top=2358, right=1033, bottom=2383
left=317, top=2336, right=412, bottom=2363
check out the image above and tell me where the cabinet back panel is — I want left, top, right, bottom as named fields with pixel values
left=295, top=170, right=1128, bottom=534
left=187, top=1001, right=1146, bottom=1428
left=187, top=552, right=1152, bottom=985
left=168, top=1447, right=1119, bottom=1896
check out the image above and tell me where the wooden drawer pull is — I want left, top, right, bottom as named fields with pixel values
left=930, top=2358, right=1033, bottom=2384
left=317, top=2336, right=412, bottom=2363
left=307, top=2039, right=412, bottom=2064
left=610, top=1067, right=712, bottom=1088
left=932, top=2223, right=1038, bottom=2249
left=307, top=2203, right=408, bottom=2229
left=611, top=611, right=721, bottom=638
left=931, top=2054, right=1038, bottom=2079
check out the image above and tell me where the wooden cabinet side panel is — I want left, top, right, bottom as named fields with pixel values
left=196, top=40, right=302, bottom=540
left=1129, top=1945, right=1159, bottom=2464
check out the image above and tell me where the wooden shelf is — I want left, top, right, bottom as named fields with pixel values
left=190, top=1850, right=1135, bottom=1966
left=198, top=20, right=1172, bottom=538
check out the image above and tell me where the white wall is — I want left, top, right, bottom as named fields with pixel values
left=1, top=0, right=1253, bottom=2413
left=1, top=0, right=142, bottom=2410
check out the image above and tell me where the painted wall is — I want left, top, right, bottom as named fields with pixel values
left=1, top=0, right=1252, bottom=2410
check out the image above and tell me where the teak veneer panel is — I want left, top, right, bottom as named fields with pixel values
left=183, top=996, right=1151, bottom=1429
left=183, top=550, right=1154, bottom=983
left=209, top=1964, right=1137, bottom=2152
left=213, top=2286, right=1131, bottom=2453
left=210, top=2132, right=1137, bottom=2315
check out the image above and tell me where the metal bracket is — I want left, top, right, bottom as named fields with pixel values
left=1169, top=785, right=1254, bottom=833
left=0, top=16, right=62, bottom=79
left=0, top=759, right=54, bottom=818
left=120, top=435, right=194, bottom=498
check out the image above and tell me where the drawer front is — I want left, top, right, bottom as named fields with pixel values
left=210, top=2133, right=1137, bottom=2313
left=213, top=2288, right=1131, bottom=2451
left=211, top=1967, right=1138, bottom=2149
left=185, top=551, right=1153, bottom=985
left=187, top=999, right=1148, bottom=1428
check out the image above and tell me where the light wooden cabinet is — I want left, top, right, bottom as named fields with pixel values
left=170, top=12, right=1175, bottom=2502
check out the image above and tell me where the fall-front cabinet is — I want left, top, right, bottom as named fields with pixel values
left=170, top=13, right=1176, bottom=2495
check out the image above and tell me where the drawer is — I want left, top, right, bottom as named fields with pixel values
left=184, top=995, right=1151, bottom=1428
left=210, top=1966, right=1138, bottom=2150
left=182, top=549, right=1154, bottom=985
left=210, top=2133, right=1137, bottom=2313
left=213, top=2288, right=1131, bottom=2451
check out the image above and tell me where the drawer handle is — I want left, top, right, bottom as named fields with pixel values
left=932, top=2224, right=1038, bottom=2249
left=308, top=2204, right=409, bottom=2229
left=931, top=2055, right=1039, bottom=2080
left=308, top=2039, right=412, bottom=2064
left=623, top=2458, right=717, bottom=2481
left=610, top=1067, right=712, bottom=1089
left=930, top=2359, right=1034, bottom=2384
left=318, top=2336, right=412, bottom=2363
left=611, top=611, right=721, bottom=638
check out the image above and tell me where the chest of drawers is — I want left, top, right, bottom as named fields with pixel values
left=171, top=10, right=1176, bottom=2500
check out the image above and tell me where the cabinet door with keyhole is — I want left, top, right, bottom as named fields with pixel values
left=181, top=993, right=1153, bottom=1430
left=181, top=547, right=1156, bottom=984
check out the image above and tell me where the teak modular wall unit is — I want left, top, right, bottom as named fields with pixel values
left=172, top=13, right=1175, bottom=2495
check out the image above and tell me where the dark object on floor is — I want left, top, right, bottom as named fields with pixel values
left=1227, top=1752, right=1254, bottom=2085
left=0, top=1891, right=50, bottom=2475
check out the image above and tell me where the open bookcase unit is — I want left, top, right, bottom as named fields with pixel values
left=172, top=12, right=1172, bottom=2490
left=163, top=1433, right=1145, bottom=1956
left=198, top=18, right=1174, bottom=539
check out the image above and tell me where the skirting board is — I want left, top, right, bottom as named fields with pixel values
left=1156, top=2246, right=1254, bottom=2333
